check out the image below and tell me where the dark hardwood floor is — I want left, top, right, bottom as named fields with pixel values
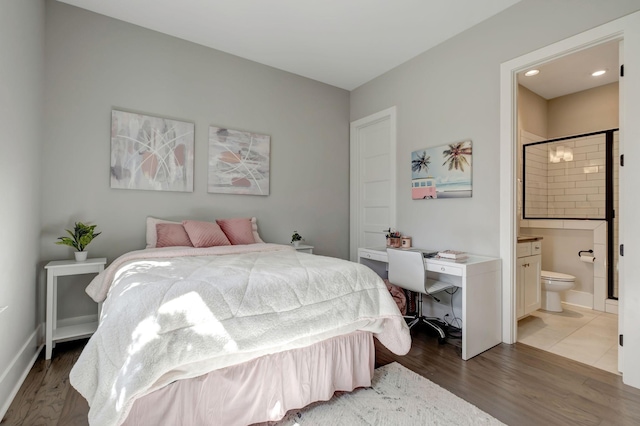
left=3, top=329, right=640, bottom=425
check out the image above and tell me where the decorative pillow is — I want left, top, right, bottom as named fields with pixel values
left=182, top=220, right=231, bottom=247
left=155, top=223, right=193, bottom=248
left=250, top=217, right=265, bottom=243
left=146, top=217, right=181, bottom=248
left=217, top=218, right=256, bottom=245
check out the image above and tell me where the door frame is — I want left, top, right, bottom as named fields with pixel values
left=349, top=107, right=397, bottom=261
left=500, top=11, right=640, bottom=387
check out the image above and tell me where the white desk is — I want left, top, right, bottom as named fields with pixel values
left=358, top=247, right=501, bottom=360
left=44, top=258, right=106, bottom=360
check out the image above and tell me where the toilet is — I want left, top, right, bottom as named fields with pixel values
left=540, top=270, right=576, bottom=312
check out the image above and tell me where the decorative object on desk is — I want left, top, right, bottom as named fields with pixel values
left=55, top=222, right=101, bottom=262
left=384, top=228, right=402, bottom=248
left=110, top=109, right=194, bottom=192
left=411, top=140, right=472, bottom=199
left=437, top=250, right=468, bottom=262
left=578, top=249, right=595, bottom=263
left=437, top=250, right=467, bottom=259
left=401, top=236, right=412, bottom=248
left=208, top=126, right=270, bottom=195
left=291, top=231, right=303, bottom=247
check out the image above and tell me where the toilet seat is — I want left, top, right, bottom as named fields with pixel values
left=541, top=270, right=575, bottom=282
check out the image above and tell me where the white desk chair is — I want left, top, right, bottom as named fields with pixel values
left=387, top=248, right=454, bottom=343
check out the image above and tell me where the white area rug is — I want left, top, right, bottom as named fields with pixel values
left=274, top=362, right=505, bottom=425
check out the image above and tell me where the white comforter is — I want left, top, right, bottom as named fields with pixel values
left=70, top=243, right=411, bottom=426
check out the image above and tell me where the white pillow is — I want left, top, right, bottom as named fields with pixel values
left=250, top=217, right=265, bottom=243
left=146, top=217, right=181, bottom=248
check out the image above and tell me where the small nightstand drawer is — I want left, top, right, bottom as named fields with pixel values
left=293, top=244, right=314, bottom=254
left=427, top=262, right=463, bottom=276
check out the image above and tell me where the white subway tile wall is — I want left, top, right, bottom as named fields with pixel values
left=524, top=132, right=612, bottom=219
left=524, top=143, right=549, bottom=216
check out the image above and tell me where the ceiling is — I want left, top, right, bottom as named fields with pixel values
left=517, top=40, right=619, bottom=100
left=57, top=0, right=522, bottom=90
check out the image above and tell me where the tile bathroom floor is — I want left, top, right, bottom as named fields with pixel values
left=517, top=303, right=619, bottom=374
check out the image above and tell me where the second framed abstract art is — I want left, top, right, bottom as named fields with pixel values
left=208, top=126, right=271, bottom=196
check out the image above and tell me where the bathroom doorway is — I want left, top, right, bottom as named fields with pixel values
left=513, top=41, right=620, bottom=373
left=500, top=11, right=640, bottom=389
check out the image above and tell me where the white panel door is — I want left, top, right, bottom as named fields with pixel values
left=350, top=107, right=396, bottom=261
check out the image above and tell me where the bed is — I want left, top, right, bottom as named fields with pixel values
left=69, top=218, right=411, bottom=426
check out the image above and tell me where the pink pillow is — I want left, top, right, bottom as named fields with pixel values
left=217, top=218, right=256, bottom=245
left=146, top=216, right=181, bottom=248
left=155, top=223, right=193, bottom=248
left=182, top=220, right=231, bottom=247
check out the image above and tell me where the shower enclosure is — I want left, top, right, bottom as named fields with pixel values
left=522, top=129, right=619, bottom=299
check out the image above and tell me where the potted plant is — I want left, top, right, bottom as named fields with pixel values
left=56, top=222, right=101, bottom=262
left=291, top=231, right=303, bottom=247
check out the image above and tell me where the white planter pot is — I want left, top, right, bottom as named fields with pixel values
left=293, top=241, right=300, bottom=247
left=75, top=251, right=88, bottom=262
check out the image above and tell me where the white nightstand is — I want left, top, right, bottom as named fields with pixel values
left=44, top=258, right=106, bottom=359
left=293, top=244, right=314, bottom=254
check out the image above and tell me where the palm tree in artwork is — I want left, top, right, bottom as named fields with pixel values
left=442, top=141, right=472, bottom=171
left=412, top=151, right=431, bottom=174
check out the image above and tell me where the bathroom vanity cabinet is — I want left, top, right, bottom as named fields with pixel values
left=516, top=240, right=542, bottom=319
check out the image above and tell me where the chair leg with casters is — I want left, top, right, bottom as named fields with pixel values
left=406, top=293, right=447, bottom=344
left=421, top=317, right=447, bottom=344
left=387, top=248, right=451, bottom=345
left=404, top=315, right=420, bottom=329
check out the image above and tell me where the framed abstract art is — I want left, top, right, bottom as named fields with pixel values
left=110, top=110, right=194, bottom=192
left=208, top=126, right=270, bottom=196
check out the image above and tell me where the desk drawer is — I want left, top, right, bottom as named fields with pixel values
left=359, top=250, right=387, bottom=263
left=427, top=262, right=463, bottom=276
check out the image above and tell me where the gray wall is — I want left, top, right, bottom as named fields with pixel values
left=548, top=82, right=619, bottom=138
left=42, top=2, right=350, bottom=319
left=0, top=0, right=45, bottom=411
left=350, top=0, right=640, bottom=257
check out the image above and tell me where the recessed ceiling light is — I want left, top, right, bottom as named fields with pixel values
left=592, top=69, right=607, bottom=77
left=524, top=69, right=540, bottom=77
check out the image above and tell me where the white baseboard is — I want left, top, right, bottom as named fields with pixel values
left=0, top=324, right=43, bottom=421
left=605, top=298, right=619, bottom=314
left=563, top=290, right=594, bottom=309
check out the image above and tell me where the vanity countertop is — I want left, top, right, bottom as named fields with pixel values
left=517, top=235, right=543, bottom=243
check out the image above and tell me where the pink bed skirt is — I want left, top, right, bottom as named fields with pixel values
left=121, top=331, right=375, bottom=426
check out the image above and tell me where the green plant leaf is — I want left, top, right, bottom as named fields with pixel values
left=56, top=221, right=100, bottom=252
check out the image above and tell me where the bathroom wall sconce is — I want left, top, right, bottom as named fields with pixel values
left=549, top=145, right=573, bottom=163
